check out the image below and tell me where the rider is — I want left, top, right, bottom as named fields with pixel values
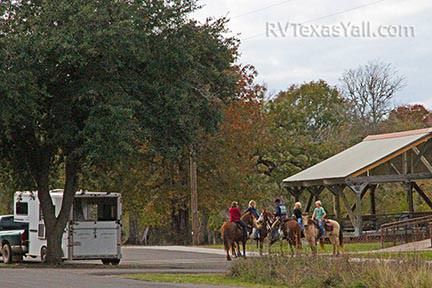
left=229, top=201, right=248, bottom=241
left=312, top=200, right=327, bottom=239
left=272, top=198, right=288, bottom=239
left=293, top=202, right=304, bottom=231
left=244, top=200, right=260, bottom=240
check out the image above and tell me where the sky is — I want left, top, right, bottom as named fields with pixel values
left=192, top=0, right=432, bottom=108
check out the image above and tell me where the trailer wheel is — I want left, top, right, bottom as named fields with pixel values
left=110, top=259, right=120, bottom=265
left=40, top=246, right=47, bottom=264
left=101, top=259, right=111, bottom=265
left=2, top=243, right=13, bottom=264
left=101, top=259, right=120, bottom=265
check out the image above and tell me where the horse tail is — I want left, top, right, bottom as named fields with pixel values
left=339, top=226, right=344, bottom=247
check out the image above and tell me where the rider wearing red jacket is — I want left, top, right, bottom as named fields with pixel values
left=229, top=201, right=248, bottom=240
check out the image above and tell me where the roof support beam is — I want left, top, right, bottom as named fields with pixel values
left=346, top=173, right=432, bottom=185
left=412, top=147, right=432, bottom=173
left=305, top=186, right=324, bottom=212
left=413, top=140, right=432, bottom=170
left=412, top=182, right=432, bottom=209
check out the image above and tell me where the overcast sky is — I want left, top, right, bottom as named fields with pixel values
left=193, top=0, right=432, bottom=108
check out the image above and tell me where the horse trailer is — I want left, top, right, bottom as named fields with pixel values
left=13, top=189, right=122, bottom=264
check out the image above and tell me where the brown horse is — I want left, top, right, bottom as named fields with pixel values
left=255, top=209, right=274, bottom=256
left=269, top=217, right=302, bottom=257
left=302, top=215, right=324, bottom=256
left=221, top=211, right=256, bottom=261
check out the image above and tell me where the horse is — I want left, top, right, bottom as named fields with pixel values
left=269, top=216, right=302, bottom=257
left=221, top=211, right=256, bottom=261
left=302, top=215, right=324, bottom=256
left=255, top=209, right=274, bottom=256
left=324, top=218, right=344, bottom=256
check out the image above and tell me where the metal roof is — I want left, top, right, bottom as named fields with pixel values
left=282, top=128, right=432, bottom=186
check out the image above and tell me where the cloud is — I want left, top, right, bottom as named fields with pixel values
left=193, top=0, right=432, bottom=107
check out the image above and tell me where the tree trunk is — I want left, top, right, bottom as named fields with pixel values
left=128, top=213, right=139, bottom=244
left=37, top=154, right=79, bottom=265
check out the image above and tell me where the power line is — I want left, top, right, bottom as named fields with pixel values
left=241, top=0, right=389, bottom=41
left=232, top=0, right=297, bottom=19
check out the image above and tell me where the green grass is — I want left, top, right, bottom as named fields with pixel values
left=359, top=250, right=432, bottom=261
left=123, top=273, right=284, bottom=288
left=203, top=241, right=385, bottom=253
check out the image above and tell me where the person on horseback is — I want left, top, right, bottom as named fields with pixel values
left=312, top=200, right=327, bottom=239
left=271, top=198, right=288, bottom=239
left=229, top=201, right=248, bottom=241
left=244, top=200, right=260, bottom=240
left=293, top=202, right=304, bottom=231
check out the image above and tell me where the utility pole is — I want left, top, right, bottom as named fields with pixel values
left=190, top=146, right=199, bottom=245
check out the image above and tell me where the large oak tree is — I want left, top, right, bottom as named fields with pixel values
left=0, top=0, right=238, bottom=263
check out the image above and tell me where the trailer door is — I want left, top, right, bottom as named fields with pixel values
left=71, top=197, right=120, bottom=259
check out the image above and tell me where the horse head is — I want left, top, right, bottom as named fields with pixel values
left=241, top=211, right=257, bottom=228
left=302, top=214, right=314, bottom=227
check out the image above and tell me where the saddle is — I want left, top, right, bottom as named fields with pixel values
left=324, top=221, right=334, bottom=232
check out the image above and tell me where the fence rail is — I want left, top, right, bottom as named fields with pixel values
left=380, top=215, right=432, bottom=248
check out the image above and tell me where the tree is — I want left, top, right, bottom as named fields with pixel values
left=0, top=0, right=238, bottom=263
left=261, top=80, right=351, bottom=187
left=381, top=104, right=430, bottom=132
left=340, top=61, right=405, bottom=132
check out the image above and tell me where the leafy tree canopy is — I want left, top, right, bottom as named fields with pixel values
left=0, top=0, right=239, bottom=262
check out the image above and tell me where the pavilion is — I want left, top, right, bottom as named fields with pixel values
left=282, top=128, right=432, bottom=236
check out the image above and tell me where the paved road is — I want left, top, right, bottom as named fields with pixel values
left=0, top=246, right=232, bottom=288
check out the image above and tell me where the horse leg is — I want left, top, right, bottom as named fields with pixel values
left=296, top=231, right=302, bottom=256
left=259, top=239, right=263, bottom=256
left=225, top=240, right=232, bottom=261
left=242, top=240, right=246, bottom=258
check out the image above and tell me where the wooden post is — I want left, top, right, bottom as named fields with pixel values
left=334, top=192, right=341, bottom=223
left=406, top=182, right=414, bottom=215
left=370, top=185, right=377, bottom=215
left=305, top=193, right=314, bottom=212
left=327, top=185, right=344, bottom=226
left=347, top=183, right=368, bottom=237
left=190, top=147, right=199, bottom=245
left=370, top=185, right=377, bottom=230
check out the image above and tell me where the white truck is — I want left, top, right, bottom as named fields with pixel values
left=8, top=189, right=122, bottom=264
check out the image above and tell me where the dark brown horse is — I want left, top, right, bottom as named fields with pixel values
left=221, top=211, right=256, bottom=261
left=269, top=217, right=302, bottom=256
left=255, top=209, right=274, bottom=256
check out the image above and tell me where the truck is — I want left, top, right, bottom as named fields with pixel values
left=0, top=189, right=122, bottom=264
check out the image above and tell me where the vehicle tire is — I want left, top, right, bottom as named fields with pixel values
left=110, top=259, right=120, bottom=265
left=2, top=243, right=13, bottom=264
left=101, top=259, right=111, bottom=265
left=40, top=246, right=47, bottom=264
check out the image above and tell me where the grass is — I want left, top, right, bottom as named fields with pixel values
left=203, top=241, right=386, bottom=254
left=229, top=255, right=432, bottom=288
left=124, top=254, right=432, bottom=288
left=358, top=250, right=432, bottom=261
left=123, top=273, right=284, bottom=288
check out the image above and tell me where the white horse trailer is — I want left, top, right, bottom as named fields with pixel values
left=14, top=190, right=122, bottom=264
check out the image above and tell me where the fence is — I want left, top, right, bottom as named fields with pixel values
left=380, top=215, right=432, bottom=248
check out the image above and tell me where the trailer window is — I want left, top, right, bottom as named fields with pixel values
left=15, top=202, right=28, bottom=215
left=73, top=197, right=118, bottom=221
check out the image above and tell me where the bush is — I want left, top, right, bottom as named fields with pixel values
left=228, top=255, right=432, bottom=288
